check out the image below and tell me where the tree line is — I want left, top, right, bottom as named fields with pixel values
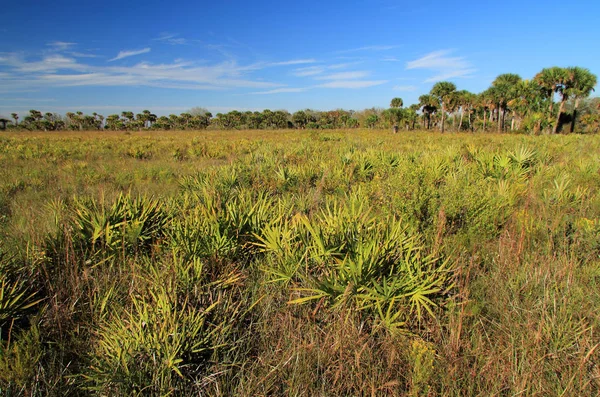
left=3, top=66, right=598, bottom=134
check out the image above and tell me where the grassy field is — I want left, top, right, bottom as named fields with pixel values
left=1, top=129, right=599, bottom=396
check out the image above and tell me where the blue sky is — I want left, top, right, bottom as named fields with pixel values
left=1, top=0, right=599, bottom=117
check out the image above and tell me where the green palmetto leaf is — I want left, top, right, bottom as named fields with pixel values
left=287, top=288, right=330, bottom=305
left=0, top=278, right=43, bottom=324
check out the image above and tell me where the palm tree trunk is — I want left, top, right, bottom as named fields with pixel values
left=553, top=98, right=566, bottom=134
left=440, top=105, right=445, bottom=133
left=570, top=98, right=580, bottom=133
left=498, top=107, right=502, bottom=133
left=511, top=111, right=516, bottom=131
left=483, top=109, right=487, bottom=132
left=468, top=110, right=472, bottom=132
left=458, top=108, right=464, bottom=131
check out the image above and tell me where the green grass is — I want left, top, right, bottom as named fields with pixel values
left=1, top=128, right=599, bottom=395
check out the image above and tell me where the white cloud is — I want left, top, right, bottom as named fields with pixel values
left=315, top=71, right=369, bottom=80
left=317, top=80, right=387, bottom=89
left=406, top=50, right=468, bottom=70
left=109, top=48, right=151, bottom=62
left=268, top=59, right=316, bottom=66
left=292, top=62, right=361, bottom=78
left=154, top=33, right=187, bottom=45
left=293, top=66, right=325, bottom=77
left=68, top=52, right=100, bottom=58
left=0, top=52, right=282, bottom=91
left=406, top=49, right=476, bottom=82
left=16, top=54, right=88, bottom=73
left=337, top=45, right=399, bottom=54
left=251, top=87, right=309, bottom=94
left=47, top=41, right=76, bottom=50
left=393, top=85, right=418, bottom=91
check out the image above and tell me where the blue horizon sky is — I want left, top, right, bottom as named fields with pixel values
left=1, top=0, right=599, bottom=117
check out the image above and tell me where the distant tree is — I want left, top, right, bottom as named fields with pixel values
left=534, top=67, right=568, bottom=133
left=455, top=90, right=474, bottom=131
left=168, top=114, right=180, bottom=129
left=365, top=114, right=379, bottom=128
left=180, top=113, right=193, bottom=129
left=188, top=107, right=211, bottom=117
left=390, top=97, right=403, bottom=108
left=292, top=110, right=310, bottom=129
left=408, top=104, right=420, bottom=130
left=430, top=81, right=456, bottom=133
left=419, top=94, right=439, bottom=130
left=534, top=67, right=566, bottom=115
left=347, top=118, right=359, bottom=128
left=566, top=67, right=597, bottom=132
left=121, top=111, right=134, bottom=125
left=11, top=113, right=18, bottom=126
left=492, top=74, right=522, bottom=132
left=383, top=107, right=404, bottom=127
left=248, top=112, right=264, bottom=129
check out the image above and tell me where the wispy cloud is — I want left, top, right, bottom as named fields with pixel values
left=251, top=87, right=309, bottom=95
left=393, top=85, right=418, bottom=91
left=315, top=71, right=369, bottom=80
left=154, top=33, right=187, bottom=45
left=109, top=48, right=151, bottom=62
left=293, top=66, right=325, bottom=77
left=47, top=41, right=76, bottom=51
left=406, top=49, right=476, bottom=82
left=268, top=59, right=316, bottom=66
left=0, top=52, right=282, bottom=91
left=291, top=62, right=360, bottom=77
left=316, top=80, right=387, bottom=89
left=336, top=45, right=399, bottom=54
left=68, top=51, right=100, bottom=58
left=0, top=97, right=56, bottom=102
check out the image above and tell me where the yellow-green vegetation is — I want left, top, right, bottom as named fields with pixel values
left=1, top=129, right=599, bottom=395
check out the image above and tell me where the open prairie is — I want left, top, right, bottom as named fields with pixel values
left=1, top=129, right=600, bottom=395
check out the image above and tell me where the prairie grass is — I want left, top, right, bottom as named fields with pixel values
left=0, top=128, right=599, bottom=395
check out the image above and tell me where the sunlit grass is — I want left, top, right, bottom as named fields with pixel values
left=0, top=128, right=599, bottom=395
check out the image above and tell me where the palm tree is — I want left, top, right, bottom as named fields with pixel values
left=457, top=91, right=476, bottom=131
left=507, top=80, right=545, bottom=131
left=455, top=90, right=467, bottom=131
left=180, top=113, right=192, bottom=129
left=534, top=67, right=568, bottom=133
left=419, top=94, right=439, bottom=130
left=430, top=81, right=456, bottom=133
left=390, top=97, right=403, bottom=108
left=477, top=90, right=494, bottom=132
left=566, top=67, right=597, bottom=132
left=492, top=73, right=521, bottom=133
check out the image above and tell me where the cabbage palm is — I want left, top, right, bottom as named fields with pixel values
left=418, top=94, right=438, bottom=130
left=566, top=67, right=597, bottom=132
left=390, top=97, right=403, bottom=108
left=455, top=90, right=474, bottom=131
left=534, top=67, right=568, bottom=133
left=507, top=80, right=542, bottom=130
left=477, top=90, right=495, bottom=132
left=430, top=81, right=456, bottom=133
left=492, top=73, right=522, bottom=133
